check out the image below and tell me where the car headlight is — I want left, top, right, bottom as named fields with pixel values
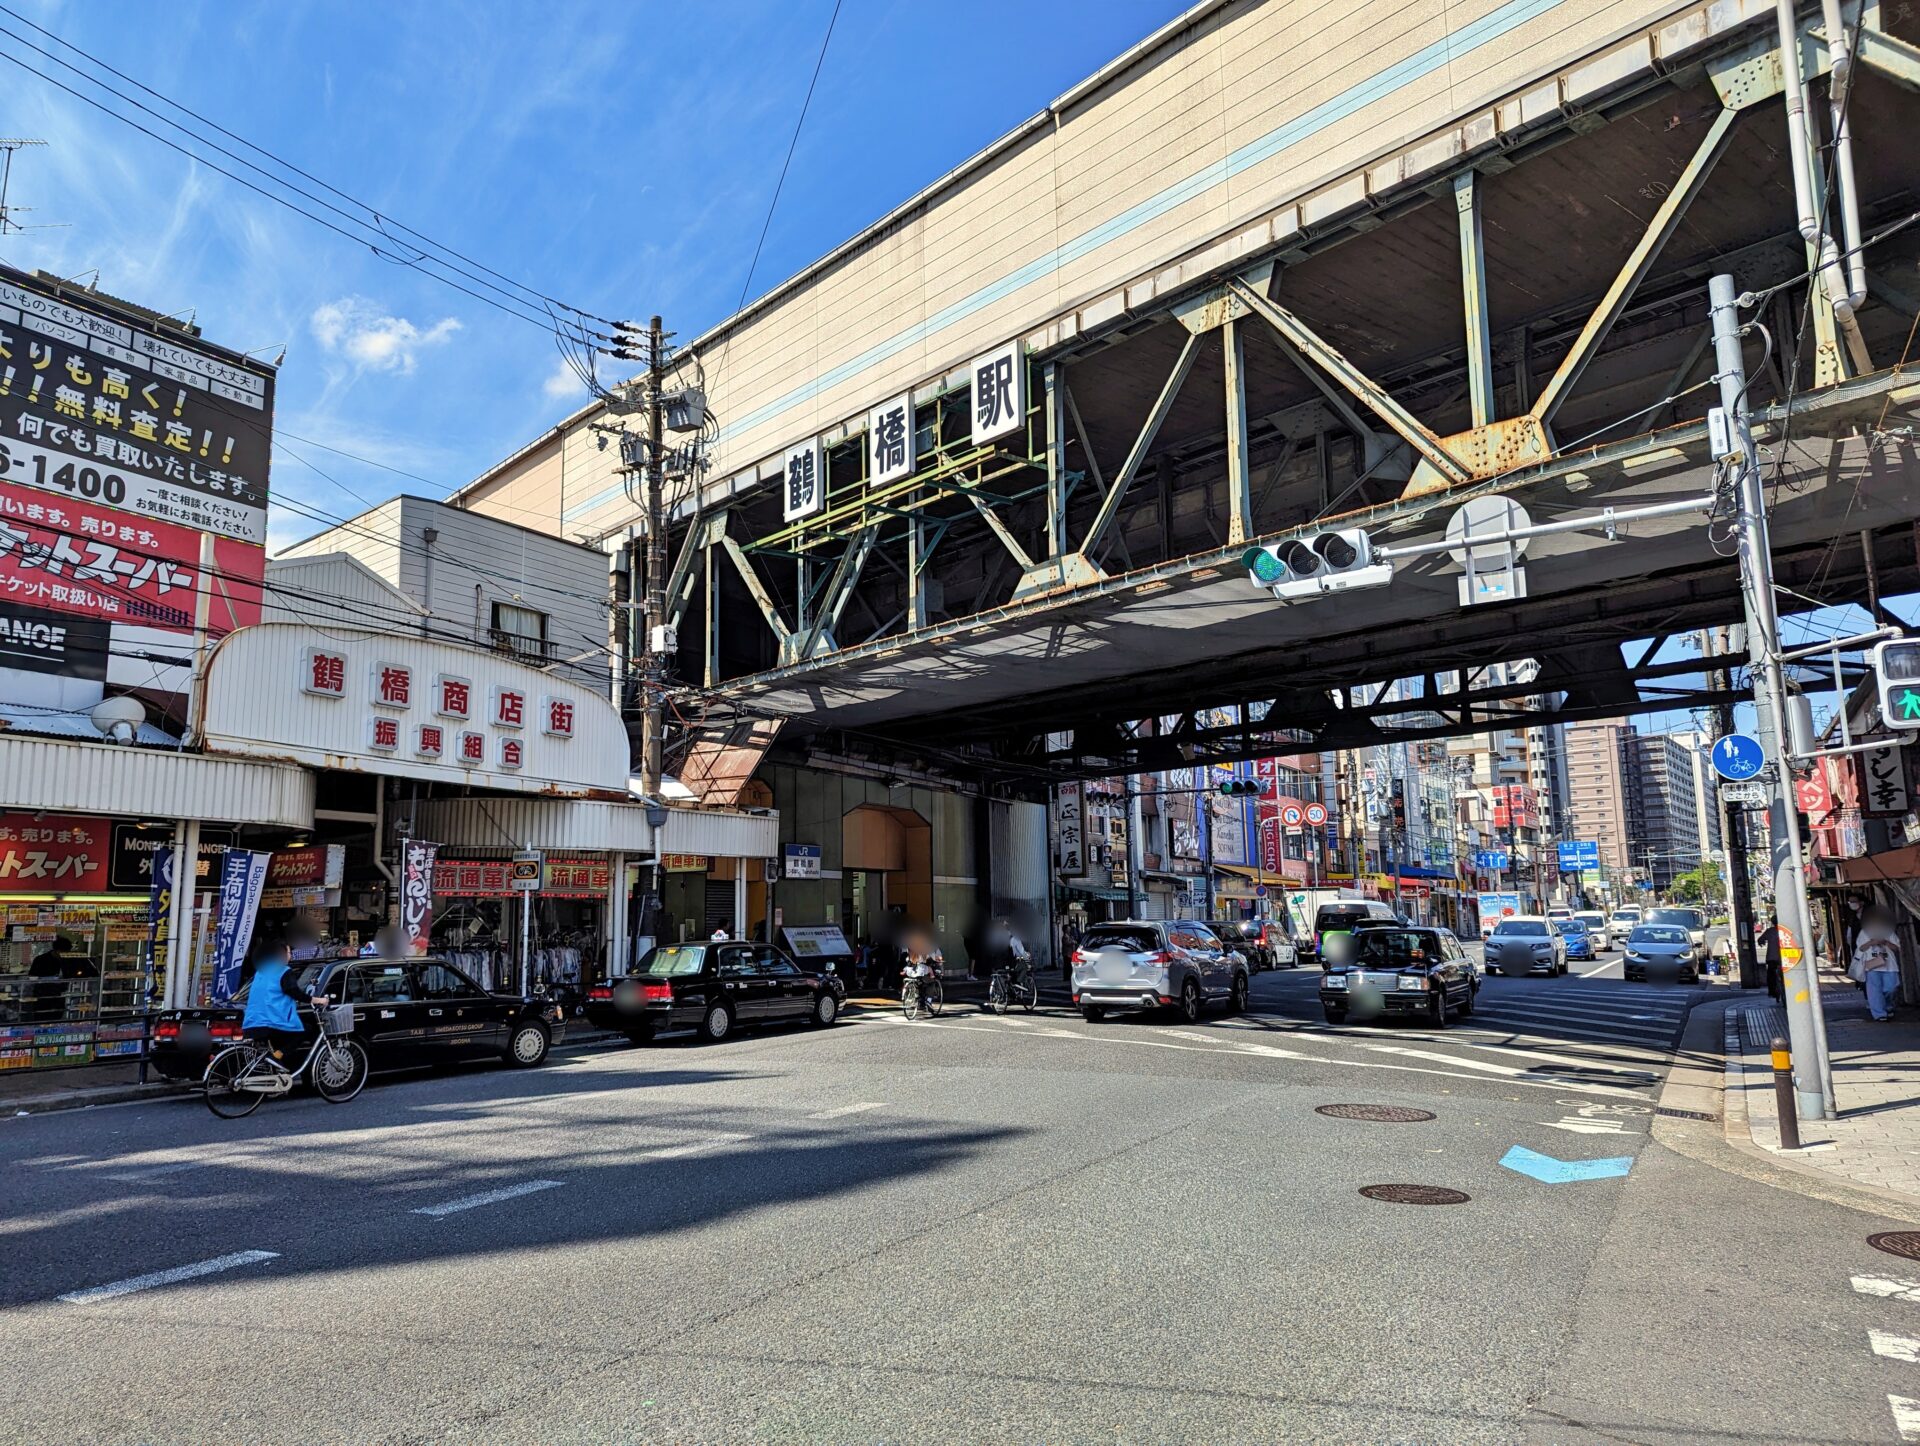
left=1324, top=974, right=1348, bottom=990
left=1397, top=975, right=1427, bottom=991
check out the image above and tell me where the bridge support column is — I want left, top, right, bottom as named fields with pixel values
left=1223, top=317, right=1252, bottom=545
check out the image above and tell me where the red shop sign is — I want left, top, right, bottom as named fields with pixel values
left=0, top=480, right=262, bottom=634
left=0, top=811, right=111, bottom=893
left=267, top=847, right=331, bottom=888
left=433, top=860, right=514, bottom=897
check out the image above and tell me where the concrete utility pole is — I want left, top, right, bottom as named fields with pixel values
left=640, top=315, right=668, bottom=800
left=1705, top=623, right=1762, bottom=987
left=1709, top=272, right=1834, bottom=1118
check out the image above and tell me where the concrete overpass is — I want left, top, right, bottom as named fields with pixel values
left=457, top=0, right=1920, bottom=790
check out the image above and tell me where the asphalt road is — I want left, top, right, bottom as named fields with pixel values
left=3, top=963, right=1914, bottom=1443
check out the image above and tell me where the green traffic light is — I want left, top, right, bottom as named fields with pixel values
left=1900, top=688, right=1920, bottom=721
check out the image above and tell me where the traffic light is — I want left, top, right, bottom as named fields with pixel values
left=1876, top=639, right=1920, bottom=728
left=1242, top=529, right=1392, bottom=602
left=1218, top=779, right=1263, bottom=797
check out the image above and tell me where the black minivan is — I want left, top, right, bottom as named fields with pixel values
left=586, top=940, right=841, bottom=1044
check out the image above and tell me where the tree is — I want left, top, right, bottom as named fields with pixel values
left=1671, top=860, right=1723, bottom=905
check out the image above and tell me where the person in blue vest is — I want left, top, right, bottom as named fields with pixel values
left=240, top=932, right=327, bottom=1065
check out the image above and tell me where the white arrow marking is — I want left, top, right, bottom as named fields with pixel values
left=1854, top=1275, right=1920, bottom=1301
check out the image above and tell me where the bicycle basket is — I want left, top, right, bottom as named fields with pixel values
left=319, top=1003, right=356, bottom=1037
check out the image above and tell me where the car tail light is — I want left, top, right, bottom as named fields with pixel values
left=153, top=1020, right=180, bottom=1042
left=640, top=982, right=673, bottom=1002
left=1141, top=950, right=1174, bottom=966
left=1071, top=949, right=1091, bottom=964
left=209, top=1020, right=241, bottom=1040
left=588, top=986, right=613, bottom=1002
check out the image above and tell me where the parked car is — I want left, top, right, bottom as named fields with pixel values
left=1070, top=920, right=1249, bottom=1022
left=1483, top=916, right=1567, bottom=976
left=1560, top=917, right=1597, bottom=961
left=1573, top=910, right=1612, bottom=950
left=1622, top=923, right=1699, bottom=983
left=1210, top=919, right=1299, bottom=971
left=586, top=940, right=841, bottom=1044
left=150, top=957, right=567, bottom=1081
left=1312, top=899, right=1401, bottom=957
left=1318, top=927, right=1476, bottom=1027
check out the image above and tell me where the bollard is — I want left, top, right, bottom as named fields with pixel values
left=1771, top=1036, right=1801, bottom=1151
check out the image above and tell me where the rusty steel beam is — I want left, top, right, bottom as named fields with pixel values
left=967, top=491, right=1037, bottom=573
left=1229, top=277, right=1472, bottom=487
left=1078, top=327, right=1202, bottom=558
left=1530, top=105, right=1740, bottom=430
left=718, top=535, right=794, bottom=650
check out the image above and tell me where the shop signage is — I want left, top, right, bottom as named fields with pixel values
left=0, top=479, right=263, bottom=634
left=661, top=854, right=708, bottom=872
left=109, top=822, right=233, bottom=890
left=510, top=851, right=542, bottom=891
left=400, top=838, right=437, bottom=956
left=0, top=267, right=273, bottom=544
left=1863, top=744, right=1910, bottom=817
left=202, top=625, right=627, bottom=798
left=267, top=845, right=344, bottom=890
left=541, top=857, right=609, bottom=898
left=208, top=848, right=270, bottom=1002
left=433, top=856, right=612, bottom=898
left=784, top=843, right=821, bottom=880
left=0, top=811, right=110, bottom=893
left=782, top=924, right=851, bottom=959
left=0, top=598, right=108, bottom=678
left=1056, top=782, right=1085, bottom=876
left=143, top=845, right=170, bottom=1011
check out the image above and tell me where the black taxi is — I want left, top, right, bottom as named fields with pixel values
left=1317, top=926, right=1477, bottom=1027
left=150, top=956, right=566, bottom=1080
left=585, top=940, right=841, bottom=1044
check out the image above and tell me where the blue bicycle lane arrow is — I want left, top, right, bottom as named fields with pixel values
left=1500, top=1145, right=1633, bottom=1184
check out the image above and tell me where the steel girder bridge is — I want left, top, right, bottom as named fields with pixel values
left=664, top=4, right=1920, bottom=796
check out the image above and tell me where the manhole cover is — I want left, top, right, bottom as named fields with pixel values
left=1359, top=1184, right=1470, bottom=1206
left=1317, top=1104, right=1436, bottom=1122
left=1869, top=1232, right=1920, bottom=1260
left=1656, top=1106, right=1718, bottom=1122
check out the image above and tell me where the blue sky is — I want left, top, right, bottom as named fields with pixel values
left=0, top=0, right=1190, bottom=550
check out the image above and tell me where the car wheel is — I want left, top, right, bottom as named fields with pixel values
left=697, top=1001, right=734, bottom=1042
left=1457, top=984, right=1476, bottom=1018
left=811, top=991, right=839, bottom=1027
left=1081, top=1004, right=1104, bottom=1023
left=505, top=1021, right=550, bottom=1068
left=1429, top=988, right=1449, bottom=1030
left=1178, top=978, right=1202, bottom=1023
left=1323, top=1007, right=1347, bottom=1025
left=1228, top=972, right=1249, bottom=1015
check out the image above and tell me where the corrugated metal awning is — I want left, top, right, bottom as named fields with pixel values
left=0, top=734, right=313, bottom=828
left=412, top=797, right=778, bottom=859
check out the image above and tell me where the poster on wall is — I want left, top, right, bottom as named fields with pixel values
left=400, top=838, right=438, bottom=957
left=209, top=848, right=270, bottom=1001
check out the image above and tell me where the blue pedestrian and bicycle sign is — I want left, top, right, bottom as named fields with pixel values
left=1710, top=733, right=1765, bottom=781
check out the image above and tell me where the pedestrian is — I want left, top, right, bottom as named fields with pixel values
left=1758, top=914, right=1783, bottom=1003
left=1850, top=907, right=1903, bottom=1021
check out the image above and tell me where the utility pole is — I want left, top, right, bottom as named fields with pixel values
left=1710, top=272, right=1834, bottom=1118
left=1705, top=622, right=1761, bottom=987
left=640, top=315, right=668, bottom=800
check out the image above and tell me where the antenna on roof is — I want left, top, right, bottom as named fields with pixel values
left=0, top=140, right=64, bottom=235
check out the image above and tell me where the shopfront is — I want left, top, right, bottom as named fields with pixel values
left=429, top=851, right=625, bottom=993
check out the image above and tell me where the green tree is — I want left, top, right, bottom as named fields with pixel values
left=1670, top=860, right=1723, bottom=904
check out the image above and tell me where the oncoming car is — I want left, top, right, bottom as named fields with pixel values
left=1622, top=924, right=1700, bottom=983
left=1318, top=927, right=1476, bottom=1027
left=1560, top=917, right=1597, bottom=961
left=1483, top=916, right=1567, bottom=976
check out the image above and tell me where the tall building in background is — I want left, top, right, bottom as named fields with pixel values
left=1630, top=732, right=1719, bottom=890
left=1563, top=720, right=1635, bottom=885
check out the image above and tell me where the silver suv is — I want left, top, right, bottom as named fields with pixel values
left=1070, top=920, right=1249, bottom=1023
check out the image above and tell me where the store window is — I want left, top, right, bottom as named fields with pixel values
left=490, top=601, right=550, bottom=662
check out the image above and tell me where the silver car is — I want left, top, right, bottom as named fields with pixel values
left=1622, top=924, right=1699, bottom=983
left=1070, top=920, right=1249, bottom=1023
left=1484, top=916, right=1567, bottom=976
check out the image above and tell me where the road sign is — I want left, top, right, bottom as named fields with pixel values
left=1473, top=849, right=1509, bottom=870
left=1305, top=802, right=1328, bottom=827
left=1280, top=802, right=1305, bottom=827
left=509, top=851, right=542, bottom=890
left=1719, top=780, right=1768, bottom=807
left=1710, top=733, right=1765, bottom=781
left=1556, top=840, right=1600, bottom=871
left=1874, top=639, right=1920, bottom=728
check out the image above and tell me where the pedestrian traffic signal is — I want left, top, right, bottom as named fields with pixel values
left=1218, top=779, right=1263, bottom=797
left=1242, top=529, right=1391, bottom=602
left=1874, top=639, right=1920, bottom=729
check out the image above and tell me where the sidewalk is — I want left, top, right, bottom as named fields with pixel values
left=1725, top=973, right=1920, bottom=1201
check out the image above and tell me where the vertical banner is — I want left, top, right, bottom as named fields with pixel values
left=401, top=839, right=439, bottom=956
left=143, top=845, right=173, bottom=1013
left=1056, top=782, right=1085, bottom=876
left=209, top=849, right=271, bottom=1002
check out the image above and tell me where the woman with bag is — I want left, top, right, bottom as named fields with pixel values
left=1851, top=908, right=1903, bottom=1022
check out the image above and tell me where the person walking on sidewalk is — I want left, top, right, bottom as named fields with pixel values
left=1851, top=908, right=1903, bottom=1022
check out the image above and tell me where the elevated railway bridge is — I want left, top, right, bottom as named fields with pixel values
left=462, top=0, right=1920, bottom=801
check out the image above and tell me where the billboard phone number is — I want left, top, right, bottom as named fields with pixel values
left=0, top=440, right=128, bottom=507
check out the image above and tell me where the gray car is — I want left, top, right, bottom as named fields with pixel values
left=1622, top=924, right=1699, bottom=982
left=1070, top=920, right=1249, bottom=1022
left=1484, top=916, right=1567, bottom=976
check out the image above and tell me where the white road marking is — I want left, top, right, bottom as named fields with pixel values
left=808, top=1102, right=885, bottom=1119
left=1468, top=1013, right=1676, bottom=1045
left=1872, top=1330, right=1920, bottom=1363
left=60, top=1250, right=279, bottom=1304
left=1478, top=1000, right=1683, bottom=1028
left=1577, top=961, right=1616, bottom=978
left=1362, top=1044, right=1526, bottom=1077
left=411, top=1179, right=564, bottom=1217
left=1540, top=1116, right=1636, bottom=1135
left=644, top=1134, right=750, bottom=1160
left=1853, top=1275, right=1920, bottom=1301
left=103, top=1161, right=208, bottom=1183
left=1891, top=1395, right=1920, bottom=1442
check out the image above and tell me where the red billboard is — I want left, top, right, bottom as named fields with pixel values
left=0, top=812, right=112, bottom=893
left=0, top=480, right=262, bottom=634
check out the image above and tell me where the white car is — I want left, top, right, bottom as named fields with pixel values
left=1573, top=910, right=1611, bottom=950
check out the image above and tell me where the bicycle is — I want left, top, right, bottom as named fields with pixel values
left=203, top=1002, right=369, bottom=1118
left=986, top=959, right=1040, bottom=1014
left=900, top=967, right=944, bottom=1021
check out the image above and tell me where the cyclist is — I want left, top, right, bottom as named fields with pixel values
left=240, top=932, right=327, bottom=1068
left=900, top=931, right=942, bottom=1009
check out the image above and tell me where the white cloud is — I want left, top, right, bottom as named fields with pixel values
left=541, top=357, right=586, bottom=400
left=310, top=296, right=461, bottom=374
